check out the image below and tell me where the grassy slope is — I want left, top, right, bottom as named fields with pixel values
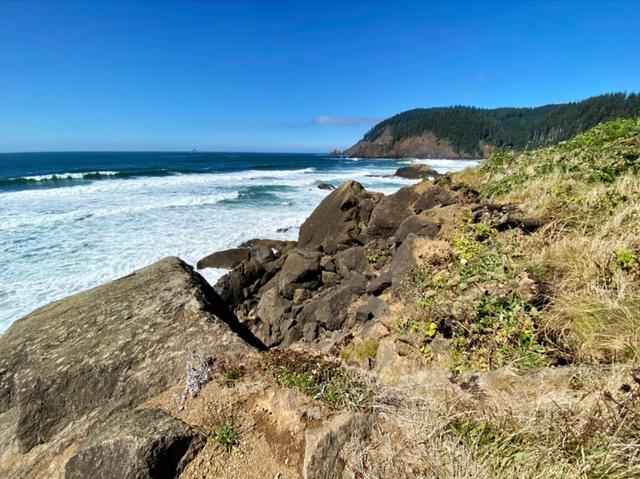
left=457, top=118, right=640, bottom=363
left=347, top=119, right=640, bottom=478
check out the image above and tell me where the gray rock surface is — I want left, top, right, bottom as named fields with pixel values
left=65, top=409, right=206, bottom=479
left=0, top=257, right=256, bottom=477
left=298, top=180, right=380, bottom=254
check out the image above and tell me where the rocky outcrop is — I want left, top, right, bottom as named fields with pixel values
left=344, top=127, right=478, bottom=159
left=394, top=164, right=440, bottom=179
left=0, top=257, right=257, bottom=478
left=297, top=180, right=381, bottom=254
left=206, top=179, right=480, bottom=349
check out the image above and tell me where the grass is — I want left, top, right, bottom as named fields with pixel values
left=455, top=118, right=640, bottom=364
left=340, top=340, right=379, bottom=363
left=341, top=366, right=640, bottom=479
left=262, top=349, right=370, bottom=409
left=210, top=416, right=240, bottom=454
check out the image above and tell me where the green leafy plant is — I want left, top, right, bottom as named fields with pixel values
left=211, top=417, right=240, bottom=454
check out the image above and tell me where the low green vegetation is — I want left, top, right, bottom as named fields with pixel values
left=210, top=416, right=240, bottom=454
left=456, top=117, right=640, bottom=363
left=263, top=349, right=370, bottom=409
left=340, top=340, right=379, bottom=363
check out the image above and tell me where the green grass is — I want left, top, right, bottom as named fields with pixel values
left=263, top=349, right=370, bottom=409
left=210, top=417, right=240, bottom=454
left=340, top=340, right=379, bottom=363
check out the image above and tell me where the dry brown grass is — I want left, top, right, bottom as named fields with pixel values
left=342, top=365, right=640, bottom=479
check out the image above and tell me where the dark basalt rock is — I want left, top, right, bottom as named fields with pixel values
left=298, top=274, right=367, bottom=332
left=395, top=215, right=441, bottom=243
left=65, top=409, right=206, bottom=479
left=278, top=250, right=322, bottom=299
left=317, top=182, right=336, bottom=190
left=355, top=296, right=389, bottom=322
left=414, top=185, right=457, bottom=212
left=394, top=164, right=440, bottom=179
left=366, top=272, right=392, bottom=296
left=334, top=246, right=368, bottom=277
left=298, top=180, right=380, bottom=254
left=197, top=247, right=251, bottom=270
left=366, top=186, right=419, bottom=239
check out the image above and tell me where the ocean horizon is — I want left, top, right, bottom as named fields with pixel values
left=0, top=151, right=478, bottom=333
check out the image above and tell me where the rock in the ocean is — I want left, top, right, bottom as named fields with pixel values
left=393, top=164, right=440, bottom=179
left=0, top=257, right=257, bottom=477
left=317, top=182, right=336, bottom=190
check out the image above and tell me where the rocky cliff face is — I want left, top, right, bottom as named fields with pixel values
left=344, top=127, right=482, bottom=159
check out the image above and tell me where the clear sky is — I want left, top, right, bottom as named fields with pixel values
left=0, top=0, right=638, bottom=153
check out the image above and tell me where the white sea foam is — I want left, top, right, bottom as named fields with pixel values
left=0, top=159, right=471, bottom=333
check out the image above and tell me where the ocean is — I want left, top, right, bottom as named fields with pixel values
left=0, top=152, right=478, bottom=333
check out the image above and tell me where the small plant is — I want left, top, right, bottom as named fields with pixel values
left=211, top=417, right=240, bottom=454
left=615, top=248, right=637, bottom=270
left=222, top=366, right=245, bottom=387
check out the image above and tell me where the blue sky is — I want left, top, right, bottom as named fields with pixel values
left=0, top=0, right=638, bottom=153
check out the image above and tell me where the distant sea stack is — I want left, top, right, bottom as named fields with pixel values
left=345, top=92, right=640, bottom=159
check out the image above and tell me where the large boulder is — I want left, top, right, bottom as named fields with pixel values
left=393, top=164, right=440, bottom=179
left=298, top=180, right=380, bottom=254
left=413, top=185, right=458, bottom=212
left=0, top=257, right=257, bottom=477
left=65, top=409, right=206, bottom=479
left=334, top=246, right=368, bottom=277
left=366, top=186, right=419, bottom=239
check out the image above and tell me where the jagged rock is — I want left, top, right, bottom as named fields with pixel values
left=215, top=258, right=266, bottom=307
left=393, top=164, right=440, bottom=179
left=197, top=247, right=251, bottom=269
left=355, top=296, right=389, bottom=322
left=65, top=409, right=206, bottom=479
left=334, top=246, right=368, bottom=277
left=320, top=255, right=336, bottom=272
left=239, top=238, right=297, bottom=256
left=298, top=275, right=367, bottom=331
left=278, top=250, right=322, bottom=299
left=414, top=185, right=457, bottom=212
left=394, top=215, right=441, bottom=243
left=366, top=186, right=419, bottom=239
left=257, top=288, right=292, bottom=328
left=0, top=257, right=257, bottom=477
left=317, top=182, right=335, bottom=190
left=298, top=180, right=379, bottom=254
left=366, top=272, right=392, bottom=296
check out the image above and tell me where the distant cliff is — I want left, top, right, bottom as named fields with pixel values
left=345, top=92, right=640, bottom=158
